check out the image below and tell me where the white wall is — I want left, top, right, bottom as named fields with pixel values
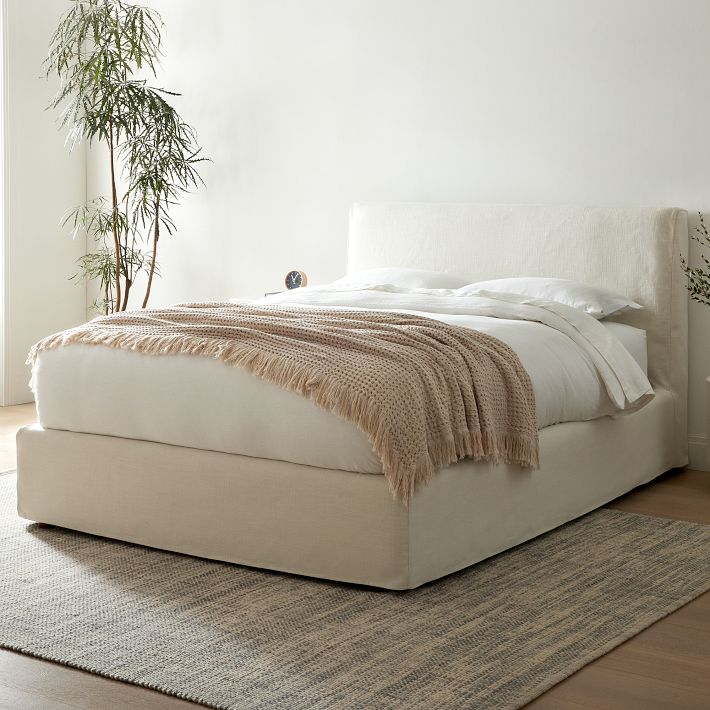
left=88, top=0, right=710, bottom=466
left=1, top=0, right=86, bottom=404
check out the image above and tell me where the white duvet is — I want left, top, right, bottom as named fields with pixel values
left=32, top=285, right=653, bottom=474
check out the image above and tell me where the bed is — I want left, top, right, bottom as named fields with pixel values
left=16, top=203, right=688, bottom=590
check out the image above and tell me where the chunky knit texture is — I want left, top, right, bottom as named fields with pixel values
left=28, top=302, right=539, bottom=501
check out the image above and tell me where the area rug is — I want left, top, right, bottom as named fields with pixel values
left=2, top=472, right=710, bottom=710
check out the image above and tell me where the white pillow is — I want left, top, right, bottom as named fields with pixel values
left=460, top=277, right=642, bottom=319
left=331, top=267, right=468, bottom=290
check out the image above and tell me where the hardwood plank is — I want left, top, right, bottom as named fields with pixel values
left=652, top=470, right=710, bottom=494
left=523, top=693, right=597, bottom=709
left=0, top=402, right=34, bottom=425
left=544, top=665, right=710, bottom=710
left=523, top=695, right=595, bottom=710
left=0, top=402, right=36, bottom=473
left=0, top=650, right=199, bottom=709
left=607, top=470, right=710, bottom=524
left=626, top=617, right=710, bottom=656
left=667, top=592, right=710, bottom=630
left=0, top=681, right=81, bottom=710
left=593, top=622, right=710, bottom=691
left=663, top=592, right=710, bottom=631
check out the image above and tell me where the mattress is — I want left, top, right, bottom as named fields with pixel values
left=32, top=315, right=647, bottom=475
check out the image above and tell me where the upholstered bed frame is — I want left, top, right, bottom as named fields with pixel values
left=16, top=204, right=689, bottom=590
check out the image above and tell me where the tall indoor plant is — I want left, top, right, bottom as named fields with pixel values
left=46, top=0, right=207, bottom=313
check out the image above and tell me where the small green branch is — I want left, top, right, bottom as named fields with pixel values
left=681, top=212, right=710, bottom=308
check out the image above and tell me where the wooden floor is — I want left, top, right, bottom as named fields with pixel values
left=2, top=406, right=709, bottom=709
left=0, top=404, right=36, bottom=472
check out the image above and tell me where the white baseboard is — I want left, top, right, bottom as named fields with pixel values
left=688, top=436, right=710, bottom=471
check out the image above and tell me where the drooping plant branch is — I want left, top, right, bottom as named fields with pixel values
left=681, top=212, right=710, bottom=308
left=46, top=0, right=207, bottom=313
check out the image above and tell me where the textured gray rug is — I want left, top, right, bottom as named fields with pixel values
left=2, top=472, right=710, bottom=710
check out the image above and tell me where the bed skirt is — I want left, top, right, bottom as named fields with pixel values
left=16, top=389, right=682, bottom=590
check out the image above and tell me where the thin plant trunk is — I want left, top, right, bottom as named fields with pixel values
left=108, top=128, right=122, bottom=313
left=121, top=278, right=131, bottom=310
left=142, top=199, right=160, bottom=308
left=122, top=192, right=134, bottom=311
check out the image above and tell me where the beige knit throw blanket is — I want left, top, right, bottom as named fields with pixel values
left=28, top=302, right=539, bottom=501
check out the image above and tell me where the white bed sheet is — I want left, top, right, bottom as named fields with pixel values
left=32, top=310, right=648, bottom=475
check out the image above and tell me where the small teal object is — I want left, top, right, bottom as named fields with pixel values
left=285, top=270, right=308, bottom=290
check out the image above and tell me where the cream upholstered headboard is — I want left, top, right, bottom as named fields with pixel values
left=347, top=202, right=688, bottom=441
